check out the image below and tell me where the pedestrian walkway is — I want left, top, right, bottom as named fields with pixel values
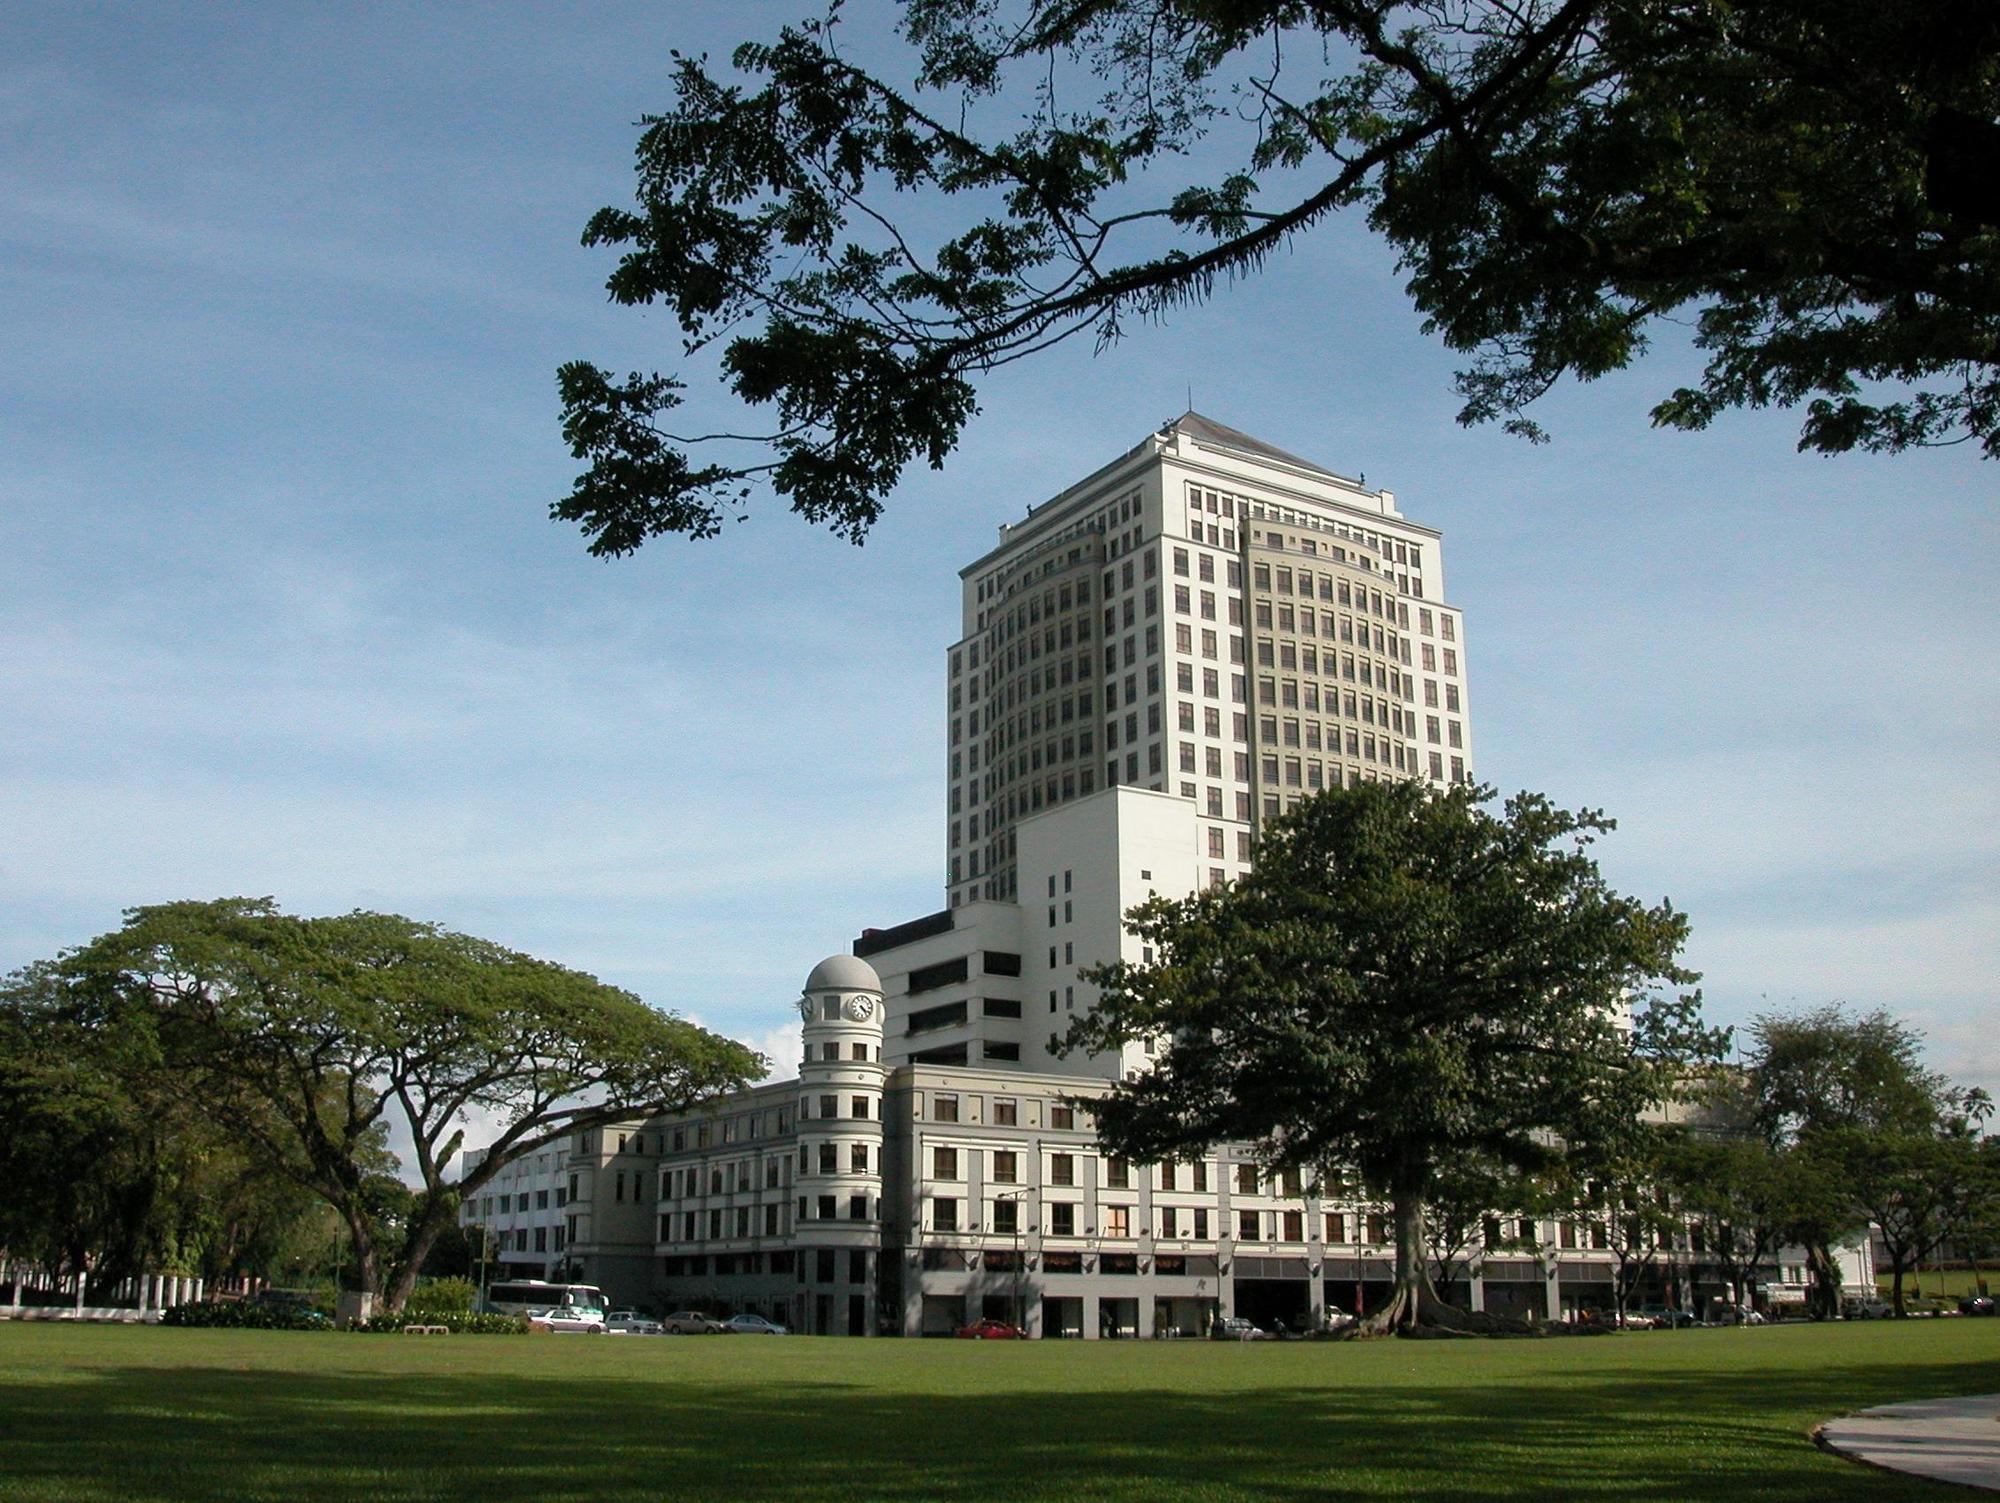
left=1818, top=1394, right=2000, bottom=1493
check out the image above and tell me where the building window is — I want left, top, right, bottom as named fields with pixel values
left=1050, top=1203, right=1076, bottom=1236
left=993, top=1198, right=1019, bottom=1234
left=1104, top=1206, right=1131, bottom=1238
left=1050, top=1153, right=1075, bottom=1186
left=1235, top=1163, right=1259, bottom=1194
left=1050, top=1105, right=1075, bottom=1130
left=934, top=1094, right=960, bottom=1123
left=992, top=1150, right=1018, bottom=1184
left=1237, top=1210, right=1259, bottom=1241
left=933, top=1146, right=959, bottom=1180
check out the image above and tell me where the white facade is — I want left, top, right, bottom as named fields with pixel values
left=946, top=413, right=1473, bottom=910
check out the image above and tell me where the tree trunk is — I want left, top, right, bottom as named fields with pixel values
left=340, top=1206, right=381, bottom=1308
left=1808, top=1242, right=1839, bottom=1320
left=1348, top=1181, right=1538, bottom=1338
left=380, top=1191, right=459, bottom=1315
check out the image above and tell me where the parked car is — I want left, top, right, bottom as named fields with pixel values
left=607, top=1310, right=663, bottom=1335
left=1635, top=1305, right=1698, bottom=1329
left=720, top=1313, right=789, bottom=1336
left=1960, top=1294, right=1995, bottom=1317
left=663, top=1311, right=724, bottom=1334
left=527, top=1306, right=606, bottom=1334
left=956, top=1319, right=1026, bottom=1340
left=1844, top=1296, right=1894, bottom=1320
left=249, top=1289, right=330, bottom=1324
left=1212, top=1316, right=1270, bottom=1341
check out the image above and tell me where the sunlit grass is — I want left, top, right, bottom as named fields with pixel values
left=1, top=1319, right=1993, bottom=1500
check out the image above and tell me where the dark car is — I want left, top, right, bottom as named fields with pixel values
left=251, top=1289, right=330, bottom=1324
left=956, top=1318, right=1026, bottom=1339
left=1960, top=1294, right=1995, bottom=1317
left=1636, top=1305, right=1698, bottom=1329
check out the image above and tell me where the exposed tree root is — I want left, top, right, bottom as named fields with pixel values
left=1343, top=1274, right=1580, bottom=1339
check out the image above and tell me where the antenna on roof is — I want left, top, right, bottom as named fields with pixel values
left=1186, top=384, right=1193, bottom=413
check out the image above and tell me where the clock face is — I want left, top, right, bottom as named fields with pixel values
left=798, top=996, right=815, bottom=1021
left=843, top=995, right=876, bottom=1022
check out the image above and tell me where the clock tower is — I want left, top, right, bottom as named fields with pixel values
left=793, top=954, right=886, bottom=1335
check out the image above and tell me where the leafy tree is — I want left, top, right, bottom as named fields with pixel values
left=0, top=976, right=318, bottom=1298
left=10, top=900, right=762, bottom=1313
left=1840, top=1128, right=1982, bottom=1316
left=1659, top=1129, right=1784, bottom=1319
left=1571, top=1126, right=1682, bottom=1324
left=1954, top=1137, right=2000, bottom=1297
left=1746, top=1004, right=1989, bottom=1320
left=1420, top=1156, right=1539, bottom=1306
left=1063, top=780, right=1723, bottom=1333
left=557, top=0, right=2000, bottom=550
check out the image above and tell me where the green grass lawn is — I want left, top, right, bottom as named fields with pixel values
left=1, top=1320, right=1994, bottom=1501
left=1880, top=1268, right=1995, bottom=1301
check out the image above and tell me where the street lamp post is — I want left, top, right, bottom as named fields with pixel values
left=994, top=1188, right=1031, bottom=1333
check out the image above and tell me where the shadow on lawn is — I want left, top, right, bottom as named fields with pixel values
left=1, top=1344, right=1992, bottom=1503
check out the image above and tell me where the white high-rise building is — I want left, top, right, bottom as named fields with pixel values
left=945, top=412, right=1473, bottom=911
left=852, top=415, right=1476, bottom=1079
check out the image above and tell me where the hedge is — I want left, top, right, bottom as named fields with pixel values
left=159, top=1302, right=331, bottom=1331
left=352, top=1311, right=528, bottom=1335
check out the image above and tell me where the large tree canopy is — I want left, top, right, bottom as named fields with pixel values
left=1062, top=780, right=1723, bottom=1333
left=1745, top=1004, right=1991, bottom=1318
left=8, top=900, right=763, bottom=1312
left=556, top=0, right=2000, bottom=550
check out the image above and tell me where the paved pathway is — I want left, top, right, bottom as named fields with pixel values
left=1819, top=1395, right=2000, bottom=1493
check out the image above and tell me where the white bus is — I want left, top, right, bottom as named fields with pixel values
left=482, top=1280, right=607, bottom=1318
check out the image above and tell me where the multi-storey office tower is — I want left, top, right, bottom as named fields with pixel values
left=945, top=413, right=1473, bottom=910
left=847, top=415, right=1476, bottom=1081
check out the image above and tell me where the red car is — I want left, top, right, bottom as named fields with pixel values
left=956, top=1319, right=1026, bottom=1339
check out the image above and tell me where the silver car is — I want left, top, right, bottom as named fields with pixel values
left=663, top=1310, right=723, bottom=1334
left=720, top=1313, right=789, bottom=1336
left=607, top=1310, right=663, bottom=1335
left=526, top=1305, right=607, bottom=1334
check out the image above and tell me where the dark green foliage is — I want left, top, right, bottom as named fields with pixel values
left=6, top=900, right=763, bottom=1314
left=353, top=1311, right=527, bottom=1335
left=403, top=1278, right=478, bottom=1316
left=1064, top=781, right=1723, bottom=1329
left=159, top=1301, right=331, bottom=1331
left=1745, top=1005, right=1992, bottom=1319
left=560, top=0, right=2000, bottom=548
left=0, top=974, right=321, bottom=1295
left=400, top=1279, right=478, bottom=1311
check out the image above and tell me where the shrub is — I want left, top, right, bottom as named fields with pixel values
left=353, top=1311, right=528, bottom=1335
left=160, top=1301, right=331, bottom=1331
left=403, top=1278, right=477, bottom=1316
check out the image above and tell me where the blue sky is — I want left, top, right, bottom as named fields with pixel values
left=3, top=4, right=1995, bottom=1101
